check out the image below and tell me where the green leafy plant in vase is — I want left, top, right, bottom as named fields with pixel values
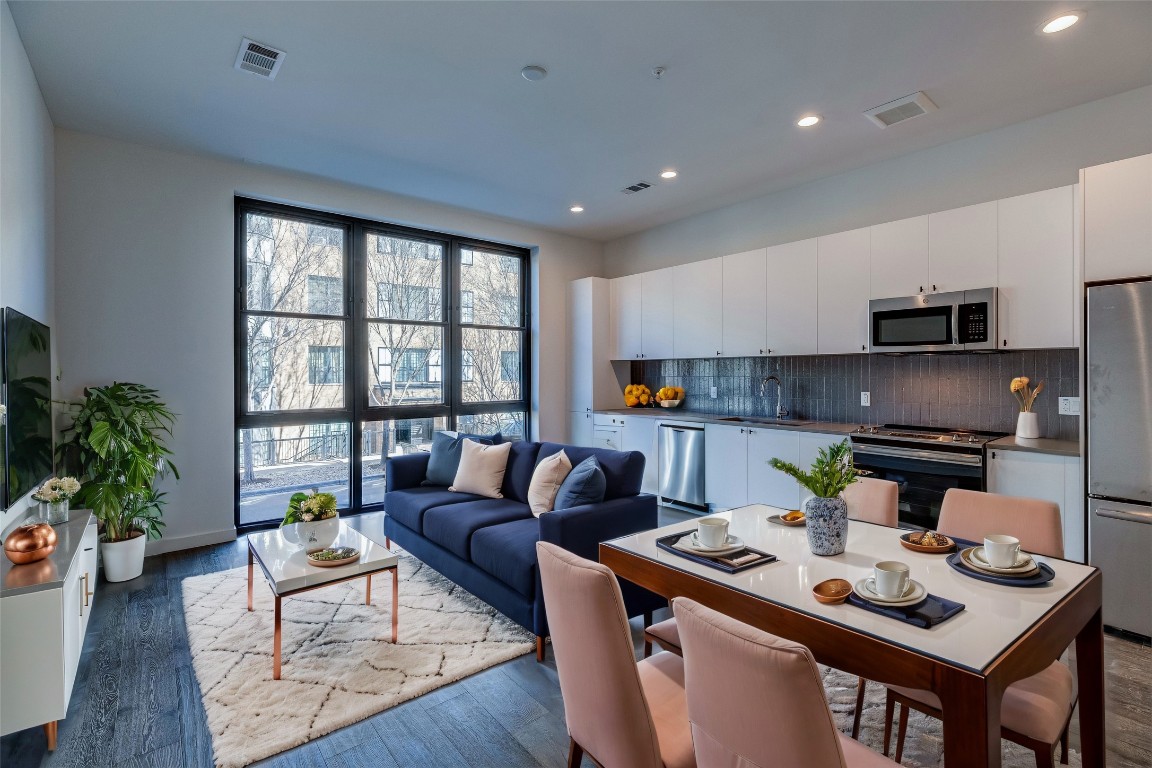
left=280, top=489, right=340, bottom=550
left=769, top=439, right=858, bottom=556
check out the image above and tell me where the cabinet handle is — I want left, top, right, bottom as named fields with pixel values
left=932, top=284, right=937, bottom=292
left=767, top=348, right=772, bottom=354
left=919, top=286, right=924, bottom=293
left=861, top=344, right=866, bottom=351
left=1002, top=339, right=1008, bottom=347
left=716, top=351, right=722, bottom=356
left=760, top=349, right=765, bottom=355
left=740, top=428, right=745, bottom=434
left=991, top=451, right=997, bottom=459
left=83, top=573, right=91, bottom=607
left=748, top=429, right=755, bottom=434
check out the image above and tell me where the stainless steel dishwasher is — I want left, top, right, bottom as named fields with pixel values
left=659, top=424, right=706, bottom=510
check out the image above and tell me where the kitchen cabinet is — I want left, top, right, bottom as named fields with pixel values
left=928, top=201, right=998, bottom=293
left=764, top=238, right=818, bottom=355
left=747, top=427, right=801, bottom=509
left=1082, top=154, right=1152, bottom=282
left=569, top=278, right=618, bottom=416
left=987, top=449, right=1084, bottom=562
left=569, top=411, right=594, bottom=447
left=817, top=227, right=871, bottom=354
left=870, top=216, right=929, bottom=299
left=621, top=415, right=659, bottom=494
left=592, top=426, right=622, bottom=452
left=704, top=424, right=749, bottom=511
left=997, top=186, right=1075, bottom=349
left=641, top=268, right=675, bottom=359
left=610, top=274, right=643, bottom=360
left=722, top=248, right=769, bottom=357
left=674, top=258, right=724, bottom=359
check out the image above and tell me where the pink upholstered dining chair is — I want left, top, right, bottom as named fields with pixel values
left=672, top=597, right=898, bottom=767
left=535, top=542, right=695, bottom=768
left=884, top=488, right=1075, bottom=768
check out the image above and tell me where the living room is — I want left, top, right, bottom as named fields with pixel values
left=1, top=2, right=1150, bottom=767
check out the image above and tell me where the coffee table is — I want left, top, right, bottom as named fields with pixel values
left=246, top=523, right=400, bottom=679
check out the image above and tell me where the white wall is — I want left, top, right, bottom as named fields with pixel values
left=53, top=131, right=602, bottom=553
left=604, top=85, right=1152, bottom=275
left=1, top=0, right=55, bottom=533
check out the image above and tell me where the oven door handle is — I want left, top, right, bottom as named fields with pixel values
left=851, top=444, right=983, bottom=467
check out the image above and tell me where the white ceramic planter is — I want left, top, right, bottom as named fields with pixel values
left=101, top=532, right=147, bottom=582
left=280, top=515, right=340, bottom=550
left=1016, top=412, right=1041, bottom=439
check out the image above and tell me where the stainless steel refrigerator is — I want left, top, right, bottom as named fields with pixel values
left=1086, top=277, right=1152, bottom=638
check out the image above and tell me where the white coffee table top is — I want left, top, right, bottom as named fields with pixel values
left=603, top=504, right=1097, bottom=673
left=247, top=523, right=398, bottom=595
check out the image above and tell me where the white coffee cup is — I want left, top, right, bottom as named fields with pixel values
left=698, top=518, right=730, bottom=548
left=983, top=534, right=1022, bottom=568
left=873, top=560, right=911, bottom=599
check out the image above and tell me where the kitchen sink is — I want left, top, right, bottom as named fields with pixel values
left=718, top=416, right=813, bottom=427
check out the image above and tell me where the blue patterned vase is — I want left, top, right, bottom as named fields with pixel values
left=804, top=495, right=848, bottom=556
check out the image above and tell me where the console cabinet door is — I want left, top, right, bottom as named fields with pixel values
left=610, top=274, right=643, bottom=360
left=746, top=428, right=800, bottom=510
left=817, top=228, right=871, bottom=354
left=765, top=239, right=818, bottom=355
left=704, top=424, right=748, bottom=511
left=674, top=258, right=724, bottom=359
left=722, top=248, right=769, bottom=357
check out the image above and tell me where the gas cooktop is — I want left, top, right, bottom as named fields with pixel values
left=851, top=423, right=1008, bottom=446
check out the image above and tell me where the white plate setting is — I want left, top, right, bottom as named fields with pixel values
left=679, top=533, right=746, bottom=557
left=853, top=577, right=927, bottom=607
left=961, top=547, right=1039, bottom=576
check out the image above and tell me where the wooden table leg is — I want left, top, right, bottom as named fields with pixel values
left=365, top=574, right=372, bottom=606
left=247, top=546, right=254, bottom=612
left=43, top=721, right=57, bottom=751
left=391, top=565, right=399, bottom=643
left=1075, top=607, right=1106, bottom=768
left=273, top=595, right=282, bottom=680
left=939, top=666, right=1002, bottom=768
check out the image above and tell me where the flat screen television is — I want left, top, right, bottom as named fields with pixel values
left=2, top=307, right=53, bottom=510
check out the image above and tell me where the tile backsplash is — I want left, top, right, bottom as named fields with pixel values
left=638, top=349, right=1080, bottom=441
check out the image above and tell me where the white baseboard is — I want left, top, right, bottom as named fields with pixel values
left=145, top=527, right=237, bottom=556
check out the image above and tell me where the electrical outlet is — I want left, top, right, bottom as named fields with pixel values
left=861, top=391, right=871, bottom=407
left=710, top=386, right=718, bottom=399
left=1058, top=397, right=1080, bottom=416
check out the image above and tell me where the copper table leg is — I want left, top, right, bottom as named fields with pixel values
left=365, top=574, right=372, bottom=605
left=247, top=546, right=254, bottom=612
left=43, top=721, right=57, bottom=751
left=391, top=565, right=399, bottom=643
left=273, top=595, right=282, bottom=680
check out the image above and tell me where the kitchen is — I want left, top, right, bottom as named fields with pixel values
left=569, top=151, right=1152, bottom=641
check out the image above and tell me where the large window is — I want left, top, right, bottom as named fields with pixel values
left=235, top=200, right=530, bottom=529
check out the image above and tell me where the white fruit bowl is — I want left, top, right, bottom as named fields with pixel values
left=659, top=399, right=683, bottom=408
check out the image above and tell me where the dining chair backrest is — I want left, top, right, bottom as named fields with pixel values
left=843, top=477, right=899, bottom=527
left=938, top=488, right=1064, bottom=558
left=535, top=542, right=664, bottom=768
left=672, top=597, right=848, bottom=768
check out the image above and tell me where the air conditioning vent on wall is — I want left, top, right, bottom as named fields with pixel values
left=235, top=38, right=285, bottom=80
left=621, top=182, right=652, bottom=195
left=863, top=91, right=937, bottom=128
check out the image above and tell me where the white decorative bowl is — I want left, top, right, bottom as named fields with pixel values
left=280, top=515, right=340, bottom=550
left=659, top=399, right=683, bottom=408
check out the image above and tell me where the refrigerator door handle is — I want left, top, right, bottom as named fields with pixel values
left=1094, top=506, right=1152, bottom=525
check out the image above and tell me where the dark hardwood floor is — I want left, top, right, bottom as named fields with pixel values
left=2, top=508, right=1148, bottom=768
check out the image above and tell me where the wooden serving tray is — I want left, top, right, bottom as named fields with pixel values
left=306, top=547, right=361, bottom=567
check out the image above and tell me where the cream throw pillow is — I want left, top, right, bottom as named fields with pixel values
left=527, top=450, right=572, bottom=517
left=449, top=439, right=512, bottom=499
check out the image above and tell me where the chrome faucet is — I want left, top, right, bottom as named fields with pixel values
left=760, top=375, right=789, bottom=419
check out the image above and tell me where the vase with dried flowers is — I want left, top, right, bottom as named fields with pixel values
left=31, top=476, right=82, bottom=524
left=1010, top=376, right=1044, bottom=438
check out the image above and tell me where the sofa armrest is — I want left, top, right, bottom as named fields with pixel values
left=539, top=494, right=658, bottom=563
left=385, top=453, right=431, bottom=492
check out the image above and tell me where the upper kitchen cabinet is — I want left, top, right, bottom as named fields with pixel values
left=641, top=267, right=675, bottom=359
left=817, top=227, right=870, bottom=354
left=998, top=185, right=1075, bottom=349
left=765, top=239, right=818, bottom=355
left=722, top=248, right=769, bottom=357
left=928, top=201, right=998, bottom=293
left=1082, top=154, right=1152, bottom=282
left=569, top=278, right=618, bottom=413
left=674, top=257, right=724, bottom=359
left=870, top=216, right=929, bottom=299
left=610, top=273, right=643, bottom=359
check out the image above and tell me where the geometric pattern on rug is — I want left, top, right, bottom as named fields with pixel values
left=182, top=552, right=535, bottom=768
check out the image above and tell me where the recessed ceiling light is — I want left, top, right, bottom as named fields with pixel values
left=569, top=205, right=584, bottom=213
left=797, top=115, right=821, bottom=128
left=1040, top=12, right=1081, bottom=34
left=660, top=170, right=678, bottom=179
left=521, top=65, right=548, bottom=81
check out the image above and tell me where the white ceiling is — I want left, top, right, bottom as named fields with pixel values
left=10, top=1, right=1152, bottom=241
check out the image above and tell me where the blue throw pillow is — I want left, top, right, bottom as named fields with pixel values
left=423, top=432, right=500, bottom=487
left=553, top=456, right=606, bottom=510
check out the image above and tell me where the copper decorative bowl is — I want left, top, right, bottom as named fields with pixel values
left=4, top=558, right=58, bottom=588
left=4, top=523, right=58, bottom=565
left=813, top=578, right=853, bottom=605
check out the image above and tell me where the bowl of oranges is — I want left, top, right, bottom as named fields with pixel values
left=655, top=386, right=685, bottom=407
left=623, top=384, right=652, bottom=407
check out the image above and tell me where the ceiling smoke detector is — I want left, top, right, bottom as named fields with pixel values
left=863, top=91, right=938, bottom=128
left=235, top=38, right=285, bottom=80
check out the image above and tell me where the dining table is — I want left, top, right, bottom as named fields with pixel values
left=599, top=504, right=1104, bottom=768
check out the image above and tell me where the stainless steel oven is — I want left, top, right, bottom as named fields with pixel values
left=869, top=288, right=997, bottom=353
left=850, top=424, right=1005, bottom=530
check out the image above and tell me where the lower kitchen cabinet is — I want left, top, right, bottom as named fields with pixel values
left=987, top=449, right=1084, bottom=562
left=747, top=428, right=802, bottom=510
left=569, top=411, right=594, bottom=447
left=705, top=425, right=835, bottom=512
left=620, top=415, right=658, bottom=495
left=704, top=424, right=750, bottom=510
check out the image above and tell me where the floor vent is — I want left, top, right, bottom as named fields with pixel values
left=621, top=181, right=652, bottom=195
left=235, top=38, right=285, bottom=80
left=863, top=91, right=937, bottom=128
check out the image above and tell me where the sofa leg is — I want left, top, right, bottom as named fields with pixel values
left=385, top=536, right=391, bottom=550
left=536, top=635, right=546, bottom=662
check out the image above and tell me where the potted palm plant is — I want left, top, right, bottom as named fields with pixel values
left=769, top=439, right=858, bottom=556
left=57, top=382, right=179, bottom=582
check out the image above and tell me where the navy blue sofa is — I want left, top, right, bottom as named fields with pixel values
left=383, top=441, right=666, bottom=660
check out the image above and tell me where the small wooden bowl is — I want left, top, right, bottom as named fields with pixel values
left=306, top=547, right=360, bottom=568
left=813, top=578, right=853, bottom=605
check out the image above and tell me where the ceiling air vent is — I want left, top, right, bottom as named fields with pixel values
left=863, top=91, right=937, bottom=128
left=621, top=181, right=652, bottom=195
left=234, top=38, right=285, bottom=80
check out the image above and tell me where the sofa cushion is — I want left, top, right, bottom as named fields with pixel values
left=470, top=518, right=541, bottom=597
left=449, top=440, right=512, bottom=498
left=537, top=443, right=644, bottom=500
left=385, top=487, right=486, bottom=534
left=423, top=432, right=495, bottom=487
left=528, top=449, right=572, bottom=516
left=422, top=499, right=534, bottom=560
left=500, top=441, right=542, bottom=504
left=554, top=456, right=607, bottom=510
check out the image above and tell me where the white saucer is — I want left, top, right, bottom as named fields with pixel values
left=853, top=578, right=927, bottom=607
left=970, top=547, right=1034, bottom=572
left=682, top=533, right=745, bottom=556
left=960, top=547, right=1040, bottom=577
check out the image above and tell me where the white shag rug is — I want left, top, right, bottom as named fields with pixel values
left=182, top=552, right=535, bottom=768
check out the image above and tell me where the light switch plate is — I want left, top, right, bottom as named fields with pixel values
left=710, top=386, right=718, bottom=399
left=861, top=392, right=871, bottom=407
left=1058, top=396, right=1080, bottom=416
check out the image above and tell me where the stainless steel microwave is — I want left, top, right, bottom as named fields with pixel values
left=868, top=288, right=997, bottom=353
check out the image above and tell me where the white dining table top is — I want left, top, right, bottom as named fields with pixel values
left=603, top=504, right=1097, bottom=673
left=247, top=523, right=398, bottom=595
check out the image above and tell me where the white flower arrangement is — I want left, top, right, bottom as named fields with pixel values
left=32, top=476, right=82, bottom=503
left=281, top=490, right=338, bottom=526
